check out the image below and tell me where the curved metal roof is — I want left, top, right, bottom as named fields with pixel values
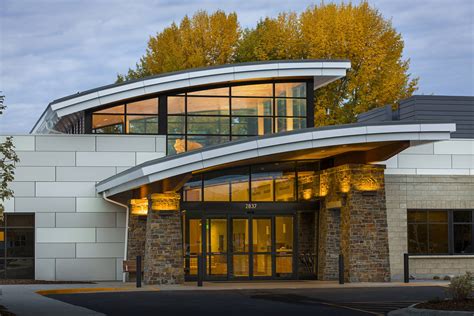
left=96, top=121, right=456, bottom=197
left=31, top=59, right=351, bottom=133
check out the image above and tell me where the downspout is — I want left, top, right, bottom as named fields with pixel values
left=102, top=191, right=129, bottom=283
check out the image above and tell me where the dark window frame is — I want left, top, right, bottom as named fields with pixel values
left=407, top=209, right=474, bottom=256
left=85, top=79, right=315, bottom=154
left=0, top=213, right=35, bottom=279
left=182, top=160, right=321, bottom=203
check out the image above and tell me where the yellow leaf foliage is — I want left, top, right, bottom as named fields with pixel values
left=117, top=2, right=418, bottom=125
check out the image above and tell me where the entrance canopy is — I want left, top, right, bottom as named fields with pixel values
left=96, top=121, right=455, bottom=198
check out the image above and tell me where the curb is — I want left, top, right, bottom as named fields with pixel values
left=36, top=287, right=159, bottom=295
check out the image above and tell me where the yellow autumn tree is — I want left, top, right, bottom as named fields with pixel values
left=237, top=2, right=418, bottom=125
left=117, top=10, right=240, bottom=82
left=117, top=2, right=417, bottom=125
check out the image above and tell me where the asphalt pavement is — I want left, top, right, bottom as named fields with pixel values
left=47, top=286, right=448, bottom=316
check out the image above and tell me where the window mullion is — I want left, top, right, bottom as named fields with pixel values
left=448, top=210, right=454, bottom=255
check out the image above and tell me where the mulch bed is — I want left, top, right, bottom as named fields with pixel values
left=0, top=279, right=94, bottom=285
left=415, top=299, right=474, bottom=311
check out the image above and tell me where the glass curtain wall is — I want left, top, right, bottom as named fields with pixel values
left=183, top=161, right=320, bottom=203
left=91, top=99, right=159, bottom=134
left=167, top=82, right=307, bottom=154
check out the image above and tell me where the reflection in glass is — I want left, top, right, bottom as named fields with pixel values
left=298, top=171, right=319, bottom=201
left=209, top=255, right=227, bottom=276
left=276, top=98, right=306, bottom=117
left=232, top=219, right=249, bottom=252
left=127, top=116, right=158, bottom=134
left=167, top=116, right=185, bottom=134
left=252, top=219, right=271, bottom=253
left=233, top=255, right=249, bottom=277
left=189, top=219, right=202, bottom=254
left=276, top=217, right=293, bottom=252
left=204, top=168, right=249, bottom=202
left=6, top=214, right=34, bottom=227
left=92, top=115, right=124, bottom=133
left=95, top=105, right=125, bottom=114
left=187, top=116, right=229, bottom=135
left=275, top=82, right=306, bottom=98
left=204, top=182, right=229, bottom=201
left=167, top=135, right=186, bottom=155
left=188, top=87, right=229, bottom=96
left=231, top=98, right=272, bottom=116
left=6, top=259, right=34, bottom=279
left=168, top=96, right=185, bottom=114
left=187, top=219, right=201, bottom=276
left=231, top=117, right=272, bottom=136
left=6, top=229, right=34, bottom=257
left=253, top=254, right=272, bottom=276
left=454, top=211, right=472, bottom=223
left=186, top=136, right=229, bottom=151
left=183, top=176, right=202, bottom=202
left=232, top=84, right=273, bottom=97
left=428, top=224, right=448, bottom=253
left=428, top=211, right=448, bottom=222
left=209, top=219, right=227, bottom=253
left=407, top=211, right=427, bottom=223
left=408, top=223, right=428, bottom=253
left=187, top=97, right=229, bottom=115
left=454, top=224, right=472, bottom=253
left=251, top=163, right=295, bottom=202
left=276, top=256, right=293, bottom=274
left=127, top=99, right=158, bottom=114
left=275, top=117, right=306, bottom=133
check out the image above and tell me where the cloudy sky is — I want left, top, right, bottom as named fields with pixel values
left=0, top=0, right=473, bottom=134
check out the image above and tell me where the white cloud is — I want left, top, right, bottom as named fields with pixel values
left=0, top=0, right=473, bottom=133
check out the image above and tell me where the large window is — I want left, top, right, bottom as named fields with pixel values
left=182, top=161, right=320, bottom=203
left=92, top=99, right=159, bottom=134
left=408, top=210, right=474, bottom=255
left=0, top=214, right=35, bottom=279
left=167, top=82, right=308, bottom=154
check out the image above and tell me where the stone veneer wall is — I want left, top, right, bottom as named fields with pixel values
left=297, top=211, right=317, bottom=277
left=318, top=164, right=391, bottom=282
left=144, top=210, right=184, bottom=284
left=317, top=208, right=340, bottom=280
left=126, top=214, right=147, bottom=280
left=385, top=174, right=474, bottom=280
left=0, top=134, right=166, bottom=281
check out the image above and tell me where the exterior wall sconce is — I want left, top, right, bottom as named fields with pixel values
left=130, top=198, right=149, bottom=216
left=150, top=192, right=180, bottom=211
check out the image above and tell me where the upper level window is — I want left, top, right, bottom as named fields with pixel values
left=408, top=210, right=473, bottom=254
left=92, top=98, right=159, bottom=134
left=168, top=81, right=308, bottom=154
left=182, top=161, right=320, bottom=203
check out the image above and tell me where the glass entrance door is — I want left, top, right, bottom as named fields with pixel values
left=206, top=218, right=228, bottom=278
left=184, top=214, right=295, bottom=280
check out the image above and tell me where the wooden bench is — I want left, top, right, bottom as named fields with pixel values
left=123, top=260, right=143, bottom=273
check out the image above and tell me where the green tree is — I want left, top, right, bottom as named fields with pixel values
left=0, top=94, right=19, bottom=220
left=117, top=2, right=418, bottom=125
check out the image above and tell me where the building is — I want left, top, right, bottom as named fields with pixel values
left=1, top=60, right=472, bottom=283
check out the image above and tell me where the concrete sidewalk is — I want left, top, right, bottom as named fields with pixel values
left=0, top=280, right=450, bottom=316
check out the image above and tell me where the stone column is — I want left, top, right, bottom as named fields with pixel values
left=317, top=207, right=340, bottom=280
left=319, top=164, right=390, bottom=282
left=126, top=210, right=147, bottom=281
left=143, top=192, right=184, bottom=285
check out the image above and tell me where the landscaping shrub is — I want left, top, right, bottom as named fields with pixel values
left=447, top=272, right=473, bottom=301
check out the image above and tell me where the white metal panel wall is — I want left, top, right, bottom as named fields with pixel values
left=0, top=134, right=166, bottom=281
left=381, top=139, right=474, bottom=175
